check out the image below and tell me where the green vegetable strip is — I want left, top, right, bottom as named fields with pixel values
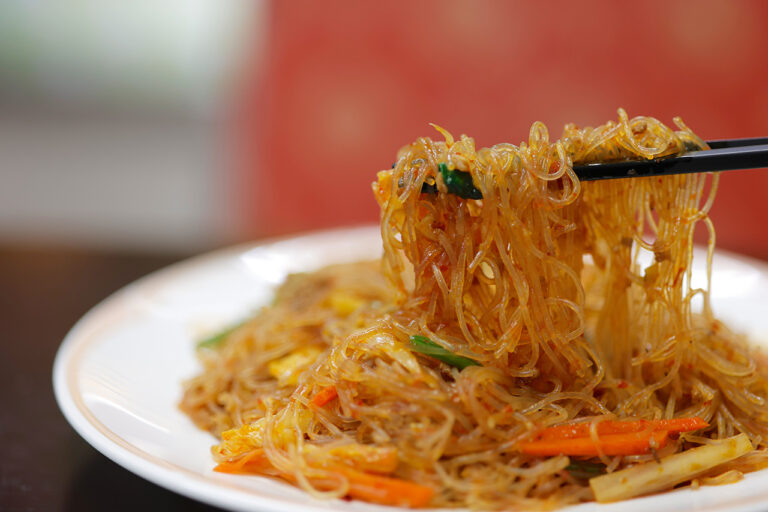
left=565, top=460, right=607, bottom=480
left=408, top=335, right=481, bottom=370
left=438, top=163, right=483, bottom=199
left=197, top=322, right=245, bottom=349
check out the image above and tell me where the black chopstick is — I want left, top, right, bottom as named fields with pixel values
left=574, top=138, right=768, bottom=182
left=705, top=137, right=768, bottom=149
left=418, top=137, right=768, bottom=195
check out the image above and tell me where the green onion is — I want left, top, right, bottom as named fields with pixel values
left=197, top=322, right=245, bottom=349
left=438, top=163, right=483, bottom=199
left=565, top=460, right=607, bottom=480
left=408, top=335, right=481, bottom=370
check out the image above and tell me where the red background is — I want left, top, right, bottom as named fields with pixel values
left=235, top=0, right=768, bottom=260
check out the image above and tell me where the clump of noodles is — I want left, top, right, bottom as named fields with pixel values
left=180, top=261, right=391, bottom=436
left=182, top=109, right=768, bottom=509
left=566, top=110, right=768, bottom=455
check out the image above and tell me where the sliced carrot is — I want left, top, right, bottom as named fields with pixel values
left=534, top=417, right=708, bottom=441
left=311, top=385, right=338, bottom=407
left=519, top=430, right=671, bottom=456
left=214, top=449, right=270, bottom=474
left=334, top=465, right=434, bottom=508
left=518, top=417, right=707, bottom=456
left=214, top=448, right=433, bottom=507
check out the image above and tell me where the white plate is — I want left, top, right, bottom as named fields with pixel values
left=54, top=225, right=768, bottom=512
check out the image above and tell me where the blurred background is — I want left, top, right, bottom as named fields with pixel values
left=2, top=0, right=768, bottom=258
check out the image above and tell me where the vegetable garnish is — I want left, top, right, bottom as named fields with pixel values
left=589, top=433, right=753, bottom=502
left=519, top=417, right=708, bottom=457
left=420, top=163, right=483, bottom=198
left=565, top=460, right=607, bottom=480
left=214, top=449, right=270, bottom=474
left=215, top=450, right=434, bottom=507
left=409, top=335, right=482, bottom=370
left=197, top=321, right=245, bottom=349
left=520, top=430, right=671, bottom=456
left=438, top=163, right=483, bottom=199
left=535, top=417, right=709, bottom=440
left=332, top=465, right=435, bottom=508
left=311, top=385, right=338, bottom=407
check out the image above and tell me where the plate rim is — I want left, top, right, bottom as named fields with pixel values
left=53, top=225, right=768, bottom=512
left=53, top=225, right=387, bottom=512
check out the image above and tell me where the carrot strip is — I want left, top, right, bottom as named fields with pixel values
left=215, top=448, right=433, bottom=507
left=214, top=449, right=269, bottom=474
left=519, top=430, right=671, bottom=456
left=535, top=417, right=708, bottom=441
left=334, top=466, right=434, bottom=508
left=311, top=386, right=338, bottom=407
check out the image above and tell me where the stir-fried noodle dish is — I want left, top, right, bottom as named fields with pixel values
left=181, top=109, right=768, bottom=509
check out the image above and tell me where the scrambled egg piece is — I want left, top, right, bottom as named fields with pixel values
left=268, top=346, right=324, bottom=386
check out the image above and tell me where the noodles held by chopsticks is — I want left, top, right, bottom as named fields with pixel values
left=181, top=109, right=768, bottom=509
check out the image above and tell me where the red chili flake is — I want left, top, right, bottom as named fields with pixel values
left=617, top=380, right=629, bottom=389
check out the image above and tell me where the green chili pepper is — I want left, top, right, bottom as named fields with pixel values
left=565, top=460, right=607, bottom=480
left=197, top=322, right=245, bottom=349
left=438, top=163, right=483, bottom=199
left=409, top=335, right=481, bottom=370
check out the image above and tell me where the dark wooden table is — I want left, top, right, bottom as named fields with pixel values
left=0, top=246, right=224, bottom=511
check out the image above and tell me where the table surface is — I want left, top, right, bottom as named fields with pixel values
left=1, top=246, right=224, bottom=511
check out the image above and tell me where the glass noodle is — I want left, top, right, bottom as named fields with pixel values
left=181, top=109, right=768, bottom=509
